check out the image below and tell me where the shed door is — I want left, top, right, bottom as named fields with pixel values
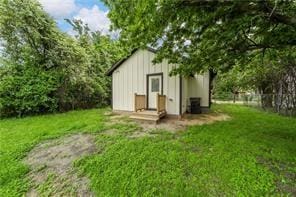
left=147, top=74, right=162, bottom=109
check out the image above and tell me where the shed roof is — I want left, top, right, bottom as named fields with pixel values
left=106, top=47, right=157, bottom=76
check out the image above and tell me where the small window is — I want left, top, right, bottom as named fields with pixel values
left=151, top=78, right=160, bottom=92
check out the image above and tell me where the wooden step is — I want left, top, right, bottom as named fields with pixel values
left=130, top=115, right=159, bottom=123
left=133, top=110, right=158, bottom=115
left=158, top=111, right=167, bottom=118
left=131, top=110, right=166, bottom=124
left=133, top=110, right=166, bottom=117
left=132, top=112, right=158, bottom=118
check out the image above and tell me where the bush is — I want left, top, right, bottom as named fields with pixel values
left=0, top=65, right=58, bottom=117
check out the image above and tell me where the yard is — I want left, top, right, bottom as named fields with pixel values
left=0, top=105, right=295, bottom=196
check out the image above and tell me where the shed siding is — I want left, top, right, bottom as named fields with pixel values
left=185, top=72, right=210, bottom=108
left=112, top=49, right=210, bottom=115
left=112, top=49, right=180, bottom=115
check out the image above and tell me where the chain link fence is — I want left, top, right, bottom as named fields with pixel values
left=213, top=93, right=296, bottom=117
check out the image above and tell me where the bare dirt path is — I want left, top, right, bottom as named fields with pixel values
left=24, top=133, right=97, bottom=196
left=107, top=112, right=230, bottom=138
left=152, top=113, right=231, bottom=132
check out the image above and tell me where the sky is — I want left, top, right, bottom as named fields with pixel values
left=38, top=0, right=111, bottom=35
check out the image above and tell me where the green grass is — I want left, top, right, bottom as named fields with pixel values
left=0, top=105, right=295, bottom=196
left=0, top=109, right=107, bottom=196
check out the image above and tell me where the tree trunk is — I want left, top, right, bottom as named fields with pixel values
left=209, top=69, right=217, bottom=107
left=260, top=84, right=273, bottom=109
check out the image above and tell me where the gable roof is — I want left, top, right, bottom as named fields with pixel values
left=106, top=47, right=157, bottom=76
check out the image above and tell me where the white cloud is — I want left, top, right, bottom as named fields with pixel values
left=38, top=0, right=77, bottom=19
left=74, top=5, right=111, bottom=35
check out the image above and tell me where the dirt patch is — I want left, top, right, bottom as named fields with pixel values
left=104, top=112, right=230, bottom=138
left=123, top=113, right=230, bottom=138
left=24, top=134, right=97, bottom=196
left=138, top=113, right=230, bottom=133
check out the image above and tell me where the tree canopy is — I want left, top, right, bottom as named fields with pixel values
left=0, top=0, right=123, bottom=117
left=104, top=0, right=296, bottom=74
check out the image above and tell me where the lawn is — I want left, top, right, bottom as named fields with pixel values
left=0, top=105, right=295, bottom=196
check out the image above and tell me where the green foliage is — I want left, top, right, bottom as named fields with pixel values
left=0, top=0, right=123, bottom=117
left=66, top=19, right=127, bottom=107
left=104, top=0, right=296, bottom=74
left=213, top=66, right=246, bottom=100
left=213, top=49, right=296, bottom=104
left=0, top=64, right=58, bottom=117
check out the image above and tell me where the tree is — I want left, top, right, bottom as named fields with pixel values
left=213, top=50, right=296, bottom=113
left=213, top=66, right=245, bottom=103
left=66, top=19, right=127, bottom=106
left=103, top=0, right=296, bottom=74
left=0, top=0, right=93, bottom=116
left=0, top=63, right=58, bottom=117
left=0, top=0, right=123, bottom=117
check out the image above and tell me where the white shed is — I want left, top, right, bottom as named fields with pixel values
left=106, top=48, right=211, bottom=121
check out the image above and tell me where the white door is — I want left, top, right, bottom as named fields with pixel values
left=148, top=74, right=162, bottom=109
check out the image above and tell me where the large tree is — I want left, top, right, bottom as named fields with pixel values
left=103, top=0, right=296, bottom=74
left=0, top=0, right=92, bottom=116
left=0, top=0, right=122, bottom=117
left=66, top=19, right=127, bottom=106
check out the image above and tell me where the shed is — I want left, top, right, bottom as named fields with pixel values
left=106, top=48, right=211, bottom=122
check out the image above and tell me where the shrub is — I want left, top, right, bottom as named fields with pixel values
left=0, top=65, right=58, bottom=117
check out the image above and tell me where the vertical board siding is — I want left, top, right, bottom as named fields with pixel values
left=124, top=62, right=127, bottom=109
left=185, top=71, right=210, bottom=107
left=112, top=49, right=208, bottom=114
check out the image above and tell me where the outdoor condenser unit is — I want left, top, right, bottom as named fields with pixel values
left=190, top=97, right=201, bottom=114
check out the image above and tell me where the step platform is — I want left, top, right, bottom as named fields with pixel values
left=130, top=110, right=166, bottom=123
